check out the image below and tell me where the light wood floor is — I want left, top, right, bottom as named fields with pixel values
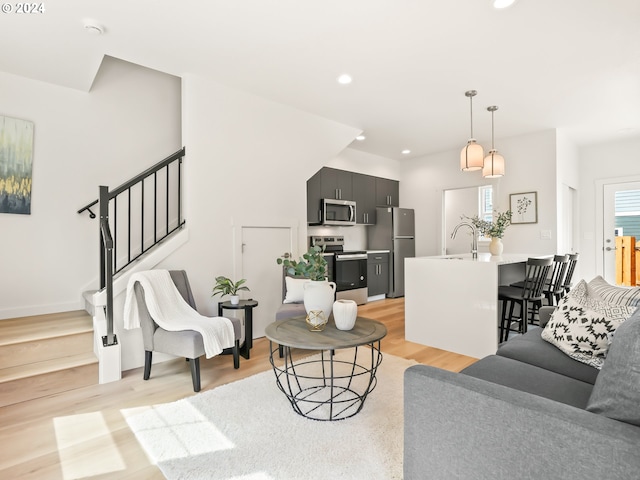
left=0, top=297, right=477, bottom=479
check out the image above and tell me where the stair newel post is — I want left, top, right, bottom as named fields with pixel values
left=99, top=185, right=117, bottom=347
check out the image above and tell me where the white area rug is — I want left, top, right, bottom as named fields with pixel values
left=124, top=351, right=416, bottom=480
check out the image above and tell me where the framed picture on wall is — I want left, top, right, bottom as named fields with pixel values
left=0, top=115, right=34, bottom=215
left=510, top=192, right=537, bottom=224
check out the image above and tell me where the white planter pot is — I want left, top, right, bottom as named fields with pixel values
left=333, top=299, right=358, bottom=331
left=489, top=237, right=504, bottom=256
left=303, top=280, right=336, bottom=324
left=230, top=295, right=240, bottom=305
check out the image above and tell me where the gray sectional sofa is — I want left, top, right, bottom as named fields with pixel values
left=404, top=304, right=640, bottom=479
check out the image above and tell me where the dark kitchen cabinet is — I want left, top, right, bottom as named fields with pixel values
left=307, top=169, right=323, bottom=224
left=376, top=177, right=399, bottom=207
left=367, top=252, right=390, bottom=296
left=320, top=167, right=353, bottom=201
left=352, top=172, right=376, bottom=225
left=307, top=167, right=399, bottom=225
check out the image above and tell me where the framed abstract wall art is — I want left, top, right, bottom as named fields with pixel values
left=510, top=191, right=537, bottom=224
left=0, top=115, right=34, bottom=215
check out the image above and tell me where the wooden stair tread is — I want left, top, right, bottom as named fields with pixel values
left=0, top=310, right=92, bottom=346
left=0, top=352, right=98, bottom=383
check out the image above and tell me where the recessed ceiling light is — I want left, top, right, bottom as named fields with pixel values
left=402, top=149, right=411, bottom=155
left=355, top=135, right=366, bottom=141
left=84, top=22, right=104, bottom=35
left=337, top=74, right=353, bottom=85
left=492, top=0, right=516, bottom=8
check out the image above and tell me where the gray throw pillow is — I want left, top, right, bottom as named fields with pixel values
left=586, top=308, right=640, bottom=425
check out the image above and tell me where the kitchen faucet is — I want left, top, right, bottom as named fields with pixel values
left=451, top=222, right=478, bottom=259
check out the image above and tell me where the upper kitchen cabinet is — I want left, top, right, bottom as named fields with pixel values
left=352, top=172, right=376, bottom=225
left=376, top=177, right=399, bottom=207
left=320, top=167, right=353, bottom=200
left=307, top=169, right=323, bottom=224
left=307, top=167, right=353, bottom=224
left=307, top=166, right=399, bottom=225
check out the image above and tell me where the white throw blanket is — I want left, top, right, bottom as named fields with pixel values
left=124, top=270, right=235, bottom=359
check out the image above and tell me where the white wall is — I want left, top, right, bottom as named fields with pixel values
left=327, top=147, right=400, bottom=180
left=578, top=136, right=640, bottom=281
left=0, top=57, right=182, bottom=319
left=157, top=74, right=360, bottom=317
left=401, top=129, right=559, bottom=258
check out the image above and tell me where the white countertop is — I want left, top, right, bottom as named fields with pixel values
left=415, top=253, right=533, bottom=265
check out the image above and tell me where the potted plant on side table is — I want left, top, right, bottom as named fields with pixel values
left=212, top=276, right=250, bottom=305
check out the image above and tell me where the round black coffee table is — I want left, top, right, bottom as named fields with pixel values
left=265, top=316, right=387, bottom=421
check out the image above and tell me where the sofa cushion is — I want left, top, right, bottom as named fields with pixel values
left=497, top=328, right=599, bottom=384
left=283, top=277, right=310, bottom=304
left=587, top=308, right=640, bottom=426
left=588, top=275, right=640, bottom=307
left=275, top=302, right=306, bottom=320
left=541, top=293, right=635, bottom=369
left=461, top=355, right=594, bottom=409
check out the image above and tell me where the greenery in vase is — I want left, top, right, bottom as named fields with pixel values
left=463, top=210, right=513, bottom=239
left=276, top=246, right=327, bottom=281
left=211, top=276, right=250, bottom=297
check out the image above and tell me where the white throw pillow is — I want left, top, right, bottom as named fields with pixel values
left=542, top=293, right=636, bottom=369
left=283, top=277, right=310, bottom=304
left=588, top=275, right=640, bottom=307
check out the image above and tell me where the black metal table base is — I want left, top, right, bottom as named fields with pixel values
left=268, top=341, right=383, bottom=421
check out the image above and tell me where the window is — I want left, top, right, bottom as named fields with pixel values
left=615, top=190, right=640, bottom=238
left=479, top=185, right=493, bottom=222
left=478, top=185, right=493, bottom=240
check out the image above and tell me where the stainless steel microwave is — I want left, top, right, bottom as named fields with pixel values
left=317, top=198, right=356, bottom=226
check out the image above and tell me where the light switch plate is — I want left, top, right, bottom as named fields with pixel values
left=540, top=230, right=552, bottom=239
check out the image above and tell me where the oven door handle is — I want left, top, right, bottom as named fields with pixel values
left=336, top=253, right=368, bottom=261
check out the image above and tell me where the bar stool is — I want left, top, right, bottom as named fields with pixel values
left=562, top=253, right=579, bottom=296
left=498, top=257, right=553, bottom=342
left=543, top=254, right=570, bottom=306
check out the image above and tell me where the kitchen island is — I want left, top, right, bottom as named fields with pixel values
left=405, top=253, right=531, bottom=359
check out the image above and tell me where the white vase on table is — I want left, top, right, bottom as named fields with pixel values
left=489, top=237, right=504, bottom=256
left=303, top=280, right=336, bottom=323
left=333, top=299, right=358, bottom=331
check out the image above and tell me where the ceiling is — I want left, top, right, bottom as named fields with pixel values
left=2, top=0, right=639, bottom=160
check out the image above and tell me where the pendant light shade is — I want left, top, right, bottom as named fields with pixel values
left=461, top=90, right=484, bottom=171
left=483, top=105, right=505, bottom=178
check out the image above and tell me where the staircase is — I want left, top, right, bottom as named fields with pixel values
left=0, top=311, right=98, bottom=407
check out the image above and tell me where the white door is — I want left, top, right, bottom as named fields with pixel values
left=603, top=181, right=640, bottom=283
left=241, top=226, right=294, bottom=338
left=560, top=184, right=577, bottom=255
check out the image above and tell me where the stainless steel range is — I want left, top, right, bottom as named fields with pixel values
left=310, top=236, right=368, bottom=305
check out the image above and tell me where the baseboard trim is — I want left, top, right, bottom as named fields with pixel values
left=0, top=300, right=83, bottom=321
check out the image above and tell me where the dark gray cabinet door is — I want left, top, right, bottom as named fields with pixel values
left=307, top=170, right=323, bottom=224
left=375, top=177, right=399, bottom=207
left=352, top=173, right=376, bottom=224
left=367, top=252, right=390, bottom=296
left=320, top=167, right=353, bottom=200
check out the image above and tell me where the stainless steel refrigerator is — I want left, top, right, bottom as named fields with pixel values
left=368, top=207, right=415, bottom=298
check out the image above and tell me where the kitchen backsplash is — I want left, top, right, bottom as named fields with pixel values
left=307, top=225, right=368, bottom=251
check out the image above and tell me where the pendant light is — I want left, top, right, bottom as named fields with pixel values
left=460, top=90, right=484, bottom=171
left=483, top=105, right=505, bottom=178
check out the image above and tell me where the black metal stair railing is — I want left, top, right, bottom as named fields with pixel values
left=78, top=147, right=186, bottom=346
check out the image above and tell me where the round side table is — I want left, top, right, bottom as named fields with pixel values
left=218, top=299, right=258, bottom=359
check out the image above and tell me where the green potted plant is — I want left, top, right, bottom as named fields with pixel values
left=276, top=247, right=336, bottom=323
left=212, top=276, right=250, bottom=305
left=276, top=246, right=327, bottom=281
left=463, top=210, right=513, bottom=256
